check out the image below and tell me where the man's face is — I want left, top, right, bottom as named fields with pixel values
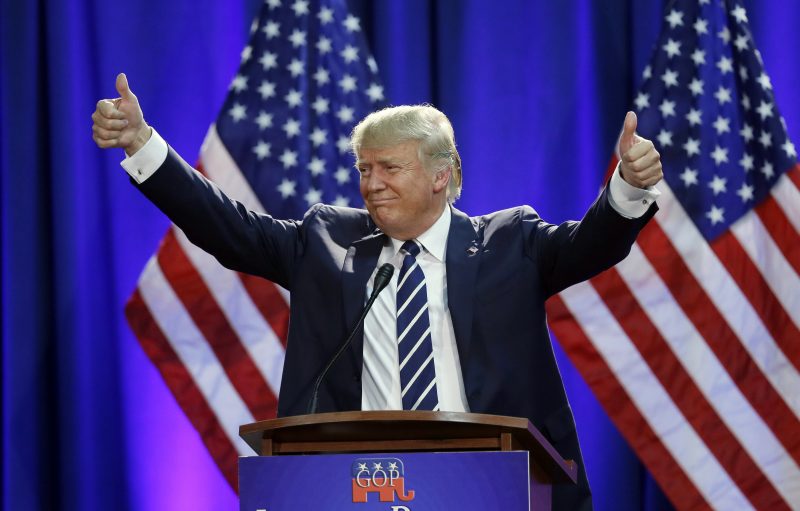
left=357, top=140, right=448, bottom=240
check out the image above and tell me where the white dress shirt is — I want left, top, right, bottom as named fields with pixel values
left=121, top=129, right=660, bottom=411
left=361, top=207, right=470, bottom=411
left=120, top=127, right=167, bottom=183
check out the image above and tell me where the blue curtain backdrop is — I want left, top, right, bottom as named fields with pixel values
left=2, top=0, right=798, bottom=509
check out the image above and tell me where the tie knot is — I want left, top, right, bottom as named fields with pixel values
left=401, top=240, right=421, bottom=258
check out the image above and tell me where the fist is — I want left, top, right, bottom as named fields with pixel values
left=92, top=73, right=150, bottom=155
left=617, top=111, right=663, bottom=188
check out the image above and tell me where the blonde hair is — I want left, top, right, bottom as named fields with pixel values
left=351, top=105, right=462, bottom=203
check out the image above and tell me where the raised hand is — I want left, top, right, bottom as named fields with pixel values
left=617, top=111, right=663, bottom=189
left=91, top=73, right=151, bottom=156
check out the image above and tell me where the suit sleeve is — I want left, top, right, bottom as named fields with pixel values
left=134, top=147, right=306, bottom=289
left=524, top=184, right=657, bottom=297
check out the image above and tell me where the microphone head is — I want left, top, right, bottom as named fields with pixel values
left=373, top=263, right=394, bottom=294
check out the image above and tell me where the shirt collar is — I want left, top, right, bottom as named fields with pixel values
left=389, top=206, right=451, bottom=262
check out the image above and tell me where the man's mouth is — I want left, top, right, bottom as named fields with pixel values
left=369, top=197, right=395, bottom=205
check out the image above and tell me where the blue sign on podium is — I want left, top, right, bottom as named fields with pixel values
left=240, top=451, right=530, bottom=510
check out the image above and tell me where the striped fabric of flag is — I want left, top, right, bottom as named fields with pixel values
left=547, top=1, right=799, bottom=509
left=124, top=0, right=386, bottom=488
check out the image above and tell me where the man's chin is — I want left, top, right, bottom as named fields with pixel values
left=369, top=210, right=399, bottom=235
left=371, top=211, right=391, bottom=229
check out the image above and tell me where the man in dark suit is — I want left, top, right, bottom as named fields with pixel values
left=93, top=74, right=663, bottom=509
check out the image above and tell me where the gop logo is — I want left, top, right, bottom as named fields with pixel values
left=351, top=457, right=415, bottom=504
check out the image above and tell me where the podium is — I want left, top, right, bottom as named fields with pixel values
left=239, top=411, right=577, bottom=510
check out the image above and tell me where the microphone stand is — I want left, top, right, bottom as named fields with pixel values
left=307, top=263, right=394, bottom=414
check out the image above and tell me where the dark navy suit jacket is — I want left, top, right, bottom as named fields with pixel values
left=137, top=147, right=657, bottom=510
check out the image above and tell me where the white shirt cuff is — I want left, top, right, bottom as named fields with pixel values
left=120, top=128, right=168, bottom=184
left=607, top=162, right=661, bottom=218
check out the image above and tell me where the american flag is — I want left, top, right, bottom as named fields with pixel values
left=124, top=0, right=386, bottom=488
left=547, top=0, right=800, bottom=509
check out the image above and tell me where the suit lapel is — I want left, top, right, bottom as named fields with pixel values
left=446, top=206, right=482, bottom=366
left=341, top=227, right=385, bottom=368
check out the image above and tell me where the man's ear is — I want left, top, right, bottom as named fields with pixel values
left=433, top=167, right=451, bottom=193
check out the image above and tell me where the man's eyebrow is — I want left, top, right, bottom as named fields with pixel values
left=377, top=156, right=410, bottom=165
left=356, top=156, right=409, bottom=167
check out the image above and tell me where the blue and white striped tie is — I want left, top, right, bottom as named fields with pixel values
left=396, top=240, right=438, bottom=411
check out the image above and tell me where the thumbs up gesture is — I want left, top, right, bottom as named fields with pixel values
left=92, top=73, right=151, bottom=156
left=617, top=111, right=663, bottom=189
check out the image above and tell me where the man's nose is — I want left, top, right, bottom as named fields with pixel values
left=365, top=170, right=387, bottom=192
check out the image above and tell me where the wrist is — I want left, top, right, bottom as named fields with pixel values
left=125, top=124, right=152, bottom=157
left=618, top=163, right=639, bottom=188
left=618, top=162, right=627, bottom=181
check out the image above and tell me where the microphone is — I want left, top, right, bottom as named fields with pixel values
left=307, top=263, right=395, bottom=414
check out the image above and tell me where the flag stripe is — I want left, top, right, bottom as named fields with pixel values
left=125, top=289, right=239, bottom=488
left=772, top=168, right=800, bottom=235
left=788, top=164, right=800, bottom=191
left=199, top=126, right=266, bottom=214
left=590, top=267, right=790, bottom=508
left=637, top=219, right=800, bottom=465
left=173, top=227, right=285, bottom=408
left=157, top=230, right=275, bottom=419
left=654, top=184, right=800, bottom=416
left=756, top=192, right=800, bottom=277
left=134, top=257, right=254, bottom=453
left=614, top=244, right=800, bottom=505
left=730, top=207, right=800, bottom=325
left=547, top=295, right=714, bottom=511
left=237, top=272, right=290, bottom=348
left=556, top=284, right=756, bottom=510
left=198, top=128, right=293, bottom=349
left=718, top=225, right=800, bottom=365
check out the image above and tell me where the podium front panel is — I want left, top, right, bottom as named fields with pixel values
left=240, top=450, right=529, bottom=510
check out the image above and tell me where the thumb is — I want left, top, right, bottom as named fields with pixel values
left=618, top=111, right=638, bottom=156
left=116, top=73, right=135, bottom=101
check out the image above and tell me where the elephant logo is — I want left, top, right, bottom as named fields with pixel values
left=351, top=457, right=415, bottom=503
